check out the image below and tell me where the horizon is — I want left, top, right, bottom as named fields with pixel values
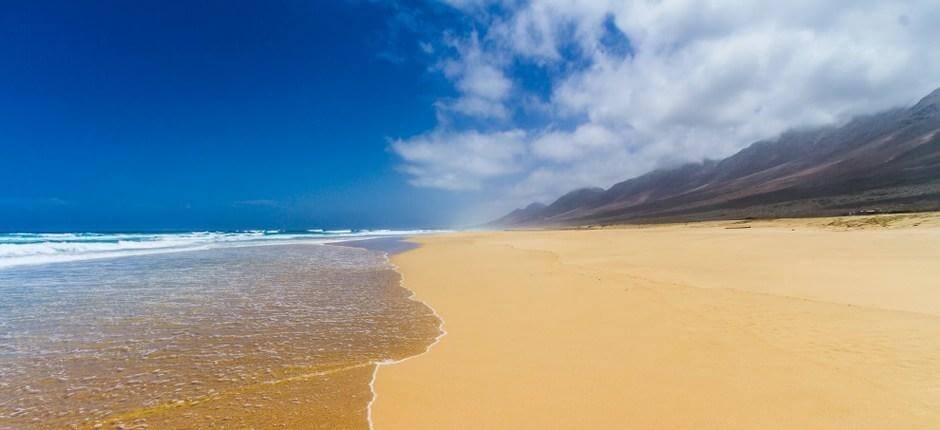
left=4, top=1, right=940, bottom=231
left=3, top=3, right=940, bottom=429
left=0, top=227, right=438, bottom=234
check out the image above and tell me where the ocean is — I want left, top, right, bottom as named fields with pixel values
left=0, top=231, right=442, bottom=429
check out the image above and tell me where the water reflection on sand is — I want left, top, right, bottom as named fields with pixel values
left=0, top=244, right=440, bottom=429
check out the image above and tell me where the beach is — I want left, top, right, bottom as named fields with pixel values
left=373, top=214, right=940, bottom=428
left=0, top=237, right=441, bottom=429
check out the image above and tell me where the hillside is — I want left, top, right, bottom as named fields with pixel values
left=493, top=87, right=940, bottom=227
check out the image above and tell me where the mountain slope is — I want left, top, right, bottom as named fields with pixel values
left=495, top=87, right=940, bottom=227
left=490, top=202, right=548, bottom=226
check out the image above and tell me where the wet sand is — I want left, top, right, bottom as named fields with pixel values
left=0, top=244, right=440, bottom=430
left=373, top=213, right=940, bottom=429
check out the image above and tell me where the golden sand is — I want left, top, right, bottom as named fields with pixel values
left=373, top=213, right=940, bottom=429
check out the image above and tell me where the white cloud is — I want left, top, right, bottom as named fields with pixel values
left=391, top=129, right=528, bottom=190
left=435, top=33, right=513, bottom=120
left=393, top=0, right=940, bottom=208
left=531, top=123, right=626, bottom=162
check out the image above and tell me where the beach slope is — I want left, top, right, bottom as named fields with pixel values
left=373, top=214, right=940, bottom=429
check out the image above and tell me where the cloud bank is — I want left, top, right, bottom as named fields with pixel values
left=392, top=0, right=940, bottom=207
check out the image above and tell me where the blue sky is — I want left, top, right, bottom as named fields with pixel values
left=1, top=1, right=470, bottom=230
left=3, top=0, right=939, bottom=231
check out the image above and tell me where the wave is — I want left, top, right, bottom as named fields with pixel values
left=0, top=230, right=442, bottom=269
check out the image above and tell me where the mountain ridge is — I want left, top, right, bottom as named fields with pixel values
left=492, top=87, right=940, bottom=227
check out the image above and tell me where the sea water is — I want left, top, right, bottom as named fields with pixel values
left=0, top=232, right=441, bottom=429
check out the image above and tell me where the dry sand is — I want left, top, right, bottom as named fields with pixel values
left=372, top=213, right=940, bottom=429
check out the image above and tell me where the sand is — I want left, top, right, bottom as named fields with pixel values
left=372, top=213, right=940, bottom=429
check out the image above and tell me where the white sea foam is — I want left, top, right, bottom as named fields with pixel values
left=0, top=230, right=442, bottom=269
left=365, top=250, right=447, bottom=430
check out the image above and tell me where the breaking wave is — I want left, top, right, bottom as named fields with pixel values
left=0, top=230, right=437, bottom=269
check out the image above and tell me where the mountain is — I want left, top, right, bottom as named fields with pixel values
left=490, top=202, right=548, bottom=226
left=494, top=87, right=940, bottom=227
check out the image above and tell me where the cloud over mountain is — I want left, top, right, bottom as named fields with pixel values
left=391, top=0, right=940, bottom=212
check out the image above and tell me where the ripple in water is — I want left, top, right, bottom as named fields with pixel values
left=0, top=244, right=441, bottom=429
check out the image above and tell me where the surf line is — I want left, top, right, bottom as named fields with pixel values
left=365, top=248, right=447, bottom=430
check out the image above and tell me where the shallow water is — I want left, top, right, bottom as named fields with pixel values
left=0, top=244, right=440, bottom=429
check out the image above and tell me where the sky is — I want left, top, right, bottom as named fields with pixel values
left=3, top=0, right=939, bottom=231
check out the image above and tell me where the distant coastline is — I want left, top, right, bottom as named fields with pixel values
left=333, top=236, right=421, bottom=255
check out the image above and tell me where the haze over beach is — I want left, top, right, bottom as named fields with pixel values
left=3, top=1, right=940, bottom=429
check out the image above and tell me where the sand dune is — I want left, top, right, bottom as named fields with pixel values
left=373, top=214, right=940, bottom=429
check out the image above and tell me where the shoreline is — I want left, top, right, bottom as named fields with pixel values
left=363, top=245, right=447, bottom=430
left=320, top=238, right=448, bottom=429
left=371, top=213, right=940, bottom=428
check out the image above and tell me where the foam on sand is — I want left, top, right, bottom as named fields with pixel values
left=365, top=248, right=447, bottom=430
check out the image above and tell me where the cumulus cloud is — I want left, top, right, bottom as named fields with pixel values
left=531, top=123, right=627, bottom=162
left=391, top=129, right=528, bottom=190
left=392, top=0, right=940, bottom=209
left=436, top=33, right=513, bottom=120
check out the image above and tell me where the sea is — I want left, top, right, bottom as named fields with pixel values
left=0, top=230, right=442, bottom=429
